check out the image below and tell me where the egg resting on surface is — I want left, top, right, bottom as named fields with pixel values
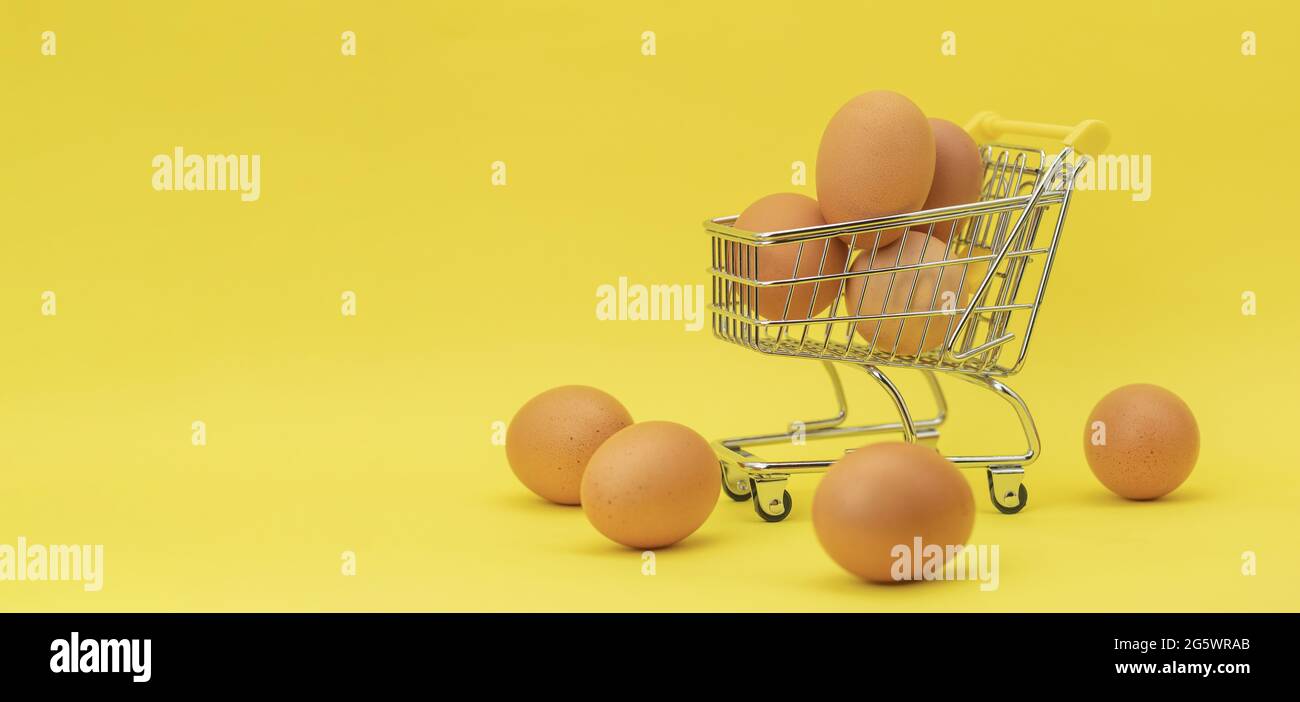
left=581, top=421, right=718, bottom=549
left=1084, top=384, right=1199, bottom=500
left=506, top=385, right=633, bottom=505
left=813, top=442, right=975, bottom=583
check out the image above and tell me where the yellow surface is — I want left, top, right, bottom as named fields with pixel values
left=2, top=1, right=1297, bottom=612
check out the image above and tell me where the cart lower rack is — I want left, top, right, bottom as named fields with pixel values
left=707, top=113, right=1108, bottom=521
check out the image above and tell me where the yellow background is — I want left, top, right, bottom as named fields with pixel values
left=2, top=1, right=1297, bottom=612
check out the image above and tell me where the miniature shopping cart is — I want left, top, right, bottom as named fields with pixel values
left=708, top=113, right=1109, bottom=521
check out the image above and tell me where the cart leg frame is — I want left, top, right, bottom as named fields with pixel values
left=713, top=360, right=1040, bottom=521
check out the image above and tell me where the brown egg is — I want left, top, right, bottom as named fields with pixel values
left=813, top=442, right=974, bottom=583
left=581, top=421, right=718, bottom=549
left=728, top=193, right=848, bottom=321
left=506, top=386, right=633, bottom=505
left=956, top=242, right=993, bottom=306
left=1084, top=384, right=1199, bottom=500
left=816, top=91, right=935, bottom=250
left=918, top=118, right=984, bottom=242
left=842, top=232, right=963, bottom=355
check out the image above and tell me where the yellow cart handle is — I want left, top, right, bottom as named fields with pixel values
left=964, top=112, right=1110, bottom=155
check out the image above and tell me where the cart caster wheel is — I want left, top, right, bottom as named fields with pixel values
left=987, top=467, right=1028, bottom=514
left=990, top=483, right=1028, bottom=514
left=720, top=464, right=750, bottom=502
left=750, top=479, right=792, bottom=522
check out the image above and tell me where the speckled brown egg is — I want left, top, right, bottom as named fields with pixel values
left=842, top=232, right=964, bottom=355
left=1084, top=384, right=1199, bottom=500
left=816, top=90, right=935, bottom=250
left=729, top=193, right=849, bottom=320
left=506, top=386, right=633, bottom=505
left=581, top=421, right=718, bottom=549
left=918, top=118, right=984, bottom=242
left=813, top=442, right=974, bottom=583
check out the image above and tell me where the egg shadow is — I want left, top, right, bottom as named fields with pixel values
left=569, top=531, right=722, bottom=558
left=486, top=491, right=725, bottom=557
left=487, top=490, right=584, bottom=516
left=802, top=570, right=935, bottom=599
left=1070, top=487, right=1210, bottom=509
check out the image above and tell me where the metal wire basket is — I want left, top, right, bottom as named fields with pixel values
left=707, top=113, right=1109, bottom=521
